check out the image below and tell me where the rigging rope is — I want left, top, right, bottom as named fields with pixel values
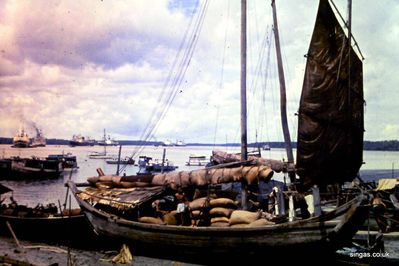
left=120, top=0, right=210, bottom=174
left=213, top=0, right=230, bottom=147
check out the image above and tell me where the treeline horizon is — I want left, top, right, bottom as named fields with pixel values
left=0, top=137, right=398, bottom=151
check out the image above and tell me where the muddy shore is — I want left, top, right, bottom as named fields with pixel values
left=1, top=231, right=398, bottom=266
left=0, top=236, right=199, bottom=266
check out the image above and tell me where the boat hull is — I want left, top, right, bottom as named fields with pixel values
left=70, top=182, right=368, bottom=258
left=11, top=141, right=30, bottom=148
left=0, top=214, right=93, bottom=247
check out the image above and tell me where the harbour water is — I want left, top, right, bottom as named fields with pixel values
left=1, top=144, right=398, bottom=208
left=1, top=144, right=398, bottom=265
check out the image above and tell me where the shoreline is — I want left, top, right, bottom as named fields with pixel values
left=0, top=236, right=199, bottom=266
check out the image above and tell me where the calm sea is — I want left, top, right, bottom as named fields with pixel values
left=0, top=144, right=398, bottom=208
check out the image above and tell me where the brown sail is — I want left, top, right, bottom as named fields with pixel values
left=296, top=0, right=364, bottom=189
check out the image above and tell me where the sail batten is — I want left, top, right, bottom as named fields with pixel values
left=296, top=0, right=364, bottom=189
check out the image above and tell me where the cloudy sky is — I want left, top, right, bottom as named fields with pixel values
left=0, top=0, right=398, bottom=144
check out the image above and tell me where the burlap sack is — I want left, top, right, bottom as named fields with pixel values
left=191, top=210, right=202, bottom=219
left=87, top=176, right=99, bottom=184
left=209, top=198, right=237, bottom=209
left=211, top=217, right=230, bottom=223
left=188, top=197, right=207, bottom=211
left=243, top=166, right=259, bottom=184
left=163, top=212, right=178, bottom=225
left=190, top=170, right=208, bottom=186
left=152, top=174, right=166, bottom=186
left=180, top=171, right=191, bottom=187
left=138, top=217, right=164, bottom=225
left=209, top=207, right=234, bottom=217
left=164, top=172, right=180, bottom=190
left=258, top=166, right=274, bottom=181
left=229, top=210, right=260, bottom=225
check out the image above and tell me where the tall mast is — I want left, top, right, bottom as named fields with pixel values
left=240, top=0, right=248, bottom=162
left=271, top=0, right=294, bottom=180
left=347, top=0, right=352, bottom=106
left=240, top=0, right=249, bottom=210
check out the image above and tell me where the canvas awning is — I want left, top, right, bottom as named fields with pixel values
left=78, top=186, right=164, bottom=210
left=375, top=178, right=399, bottom=191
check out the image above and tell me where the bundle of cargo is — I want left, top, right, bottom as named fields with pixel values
left=152, top=165, right=273, bottom=189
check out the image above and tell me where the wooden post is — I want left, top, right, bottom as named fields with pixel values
left=271, top=0, right=295, bottom=182
left=116, top=145, right=122, bottom=175
left=6, top=221, right=21, bottom=248
left=312, top=185, right=322, bottom=216
left=161, top=148, right=166, bottom=173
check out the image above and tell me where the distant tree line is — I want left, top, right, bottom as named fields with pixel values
left=363, top=140, right=399, bottom=151
left=0, top=137, right=398, bottom=151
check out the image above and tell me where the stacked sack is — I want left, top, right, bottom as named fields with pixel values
left=229, top=210, right=275, bottom=227
left=189, top=197, right=209, bottom=225
left=209, top=198, right=238, bottom=227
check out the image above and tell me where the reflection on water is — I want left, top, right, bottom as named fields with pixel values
left=0, top=144, right=398, bottom=208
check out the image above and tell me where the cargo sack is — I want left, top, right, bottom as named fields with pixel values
left=229, top=210, right=261, bottom=225
left=209, top=198, right=238, bottom=209
left=209, top=207, right=234, bottom=218
left=138, top=216, right=164, bottom=225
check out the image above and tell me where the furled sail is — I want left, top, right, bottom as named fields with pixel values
left=296, top=0, right=364, bottom=189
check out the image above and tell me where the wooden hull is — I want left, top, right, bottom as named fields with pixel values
left=0, top=158, right=63, bottom=180
left=0, top=214, right=91, bottom=246
left=69, top=181, right=368, bottom=258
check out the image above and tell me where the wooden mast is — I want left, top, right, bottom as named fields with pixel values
left=271, top=0, right=295, bottom=182
left=347, top=0, right=352, bottom=111
left=240, top=0, right=248, bottom=162
left=240, top=0, right=248, bottom=209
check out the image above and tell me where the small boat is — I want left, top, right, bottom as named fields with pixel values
left=88, top=151, right=112, bottom=159
left=106, top=156, right=135, bottom=165
left=11, top=128, right=30, bottom=148
left=0, top=157, right=63, bottom=180
left=0, top=184, right=103, bottom=248
left=89, top=130, right=113, bottom=159
left=185, top=155, right=210, bottom=166
left=262, top=144, right=271, bottom=151
left=46, top=153, right=78, bottom=170
left=137, top=156, right=178, bottom=174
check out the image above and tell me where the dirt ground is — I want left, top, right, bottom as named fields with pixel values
left=0, top=236, right=199, bottom=266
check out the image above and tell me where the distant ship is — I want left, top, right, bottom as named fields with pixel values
left=12, top=128, right=30, bottom=148
left=69, top=135, right=96, bottom=147
left=162, top=140, right=174, bottom=146
left=30, top=129, right=46, bottom=147
left=175, top=140, right=186, bottom=146
left=262, top=144, right=271, bottom=151
left=97, top=129, right=119, bottom=146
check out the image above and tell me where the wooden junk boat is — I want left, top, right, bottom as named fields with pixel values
left=0, top=184, right=100, bottom=248
left=68, top=0, right=368, bottom=261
